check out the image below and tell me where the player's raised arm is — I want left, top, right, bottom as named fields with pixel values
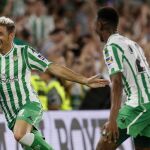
left=47, top=63, right=109, bottom=88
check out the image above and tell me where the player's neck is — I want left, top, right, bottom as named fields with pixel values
left=0, top=42, right=13, bottom=55
left=105, top=31, right=118, bottom=42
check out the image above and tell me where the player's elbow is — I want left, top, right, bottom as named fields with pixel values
left=111, top=73, right=123, bottom=88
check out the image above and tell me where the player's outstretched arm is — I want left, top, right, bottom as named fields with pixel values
left=47, top=63, right=109, bottom=88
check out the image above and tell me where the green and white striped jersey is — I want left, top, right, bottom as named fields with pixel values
left=104, top=34, right=150, bottom=107
left=0, top=44, right=51, bottom=124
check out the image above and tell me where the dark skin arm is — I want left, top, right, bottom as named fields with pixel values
left=102, top=72, right=123, bottom=143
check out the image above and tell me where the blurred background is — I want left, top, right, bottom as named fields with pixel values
left=0, top=0, right=150, bottom=149
left=0, top=0, right=150, bottom=112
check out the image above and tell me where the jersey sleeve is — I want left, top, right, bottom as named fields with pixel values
left=103, top=45, right=124, bottom=76
left=26, top=46, right=53, bottom=72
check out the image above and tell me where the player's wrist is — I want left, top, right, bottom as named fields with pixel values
left=82, top=77, right=88, bottom=85
left=108, top=113, right=118, bottom=122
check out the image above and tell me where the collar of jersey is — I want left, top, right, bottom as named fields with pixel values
left=107, top=33, right=119, bottom=43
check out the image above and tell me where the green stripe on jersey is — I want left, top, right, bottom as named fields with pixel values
left=0, top=57, right=12, bottom=121
left=28, top=52, right=47, bottom=68
left=0, top=44, right=49, bottom=125
left=13, top=48, right=23, bottom=107
left=24, top=45, right=31, bottom=69
left=122, top=75, right=131, bottom=100
left=21, top=47, right=30, bottom=102
left=110, top=43, right=124, bottom=53
left=111, top=45, right=123, bottom=70
left=141, top=73, right=150, bottom=102
left=30, top=64, right=43, bottom=72
left=5, top=55, right=17, bottom=113
left=112, top=44, right=143, bottom=105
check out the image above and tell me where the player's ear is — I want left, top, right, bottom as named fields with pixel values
left=9, top=32, right=15, bottom=41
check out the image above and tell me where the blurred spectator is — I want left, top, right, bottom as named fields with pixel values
left=31, top=72, right=48, bottom=111
left=141, top=17, right=150, bottom=45
left=47, top=75, right=72, bottom=110
left=70, top=59, right=89, bottom=109
left=25, top=0, right=55, bottom=48
left=47, top=56, right=72, bottom=110
left=14, top=28, right=33, bottom=45
left=80, top=85, right=111, bottom=110
left=74, top=1, right=89, bottom=35
left=143, top=43, right=150, bottom=65
left=0, top=0, right=13, bottom=16
left=0, top=0, right=8, bottom=14
left=12, top=0, right=26, bottom=17
left=1, top=0, right=149, bottom=111
left=42, top=28, right=66, bottom=58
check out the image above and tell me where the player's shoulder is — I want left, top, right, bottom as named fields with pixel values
left=13, top=43, right=29, bottom=50
left=14, top=44, right=37, bottom=53
left=105, top=34, right=128, bottom=51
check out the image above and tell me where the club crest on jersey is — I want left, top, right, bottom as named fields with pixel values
left=13, top=55, right=18, bottom=61
left=106, top=56, right=113, bottom=66
left=0, top=76, right=19, bottom=83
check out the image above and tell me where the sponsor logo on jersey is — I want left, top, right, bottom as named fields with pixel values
left=104, top=49, right=109, bottom=57
left=13, top=55, right=18, bottom=61
left=0, top=76, right=19, bottom=83
left=106, top=56, right=113, bottom=66
left=37, top=53, right=45, bottom=60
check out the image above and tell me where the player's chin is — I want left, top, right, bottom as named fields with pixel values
left=100, top=36, right=105, bottom=42
left=101, top=39, right=105, bottom=43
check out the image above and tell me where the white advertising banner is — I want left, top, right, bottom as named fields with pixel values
left=0, top=111, right=134, bottom=150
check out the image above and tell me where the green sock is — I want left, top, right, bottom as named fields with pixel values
left=30, top=130, right=54, bottom=150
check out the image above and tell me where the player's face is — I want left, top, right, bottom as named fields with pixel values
left=0, top=25, right=13, bottom=51
left=95, top=20, right=108, bottom=42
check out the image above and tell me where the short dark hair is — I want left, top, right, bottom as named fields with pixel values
left=97, top=7, right=119, bottom=30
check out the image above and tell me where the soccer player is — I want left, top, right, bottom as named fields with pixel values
left=0, top=16, right=109, bottom=150
left=95, top=7, right=150, bottom=150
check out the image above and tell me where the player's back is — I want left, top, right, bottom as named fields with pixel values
left=105, top=34, right=150, bottom=107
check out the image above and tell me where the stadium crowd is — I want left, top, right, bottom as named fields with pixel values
left=0, top=0, right=150, bottom=111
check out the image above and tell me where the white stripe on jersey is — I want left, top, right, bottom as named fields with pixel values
left=29, top=58, right=46, bottom=70
left=25, top=70, right=39, bottom=103
left=17, top=47, right=26, bottom=106
left=1, top=57, right=15, bottom=120
left=9, top=52, right=20, bottom=109
left=0, top=44, right=50, bottom=123
left=106, top=34, right=150, bottom=107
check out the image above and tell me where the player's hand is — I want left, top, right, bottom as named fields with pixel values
left=86, top=74, right=109, bottom=88
left=101, top=120, right=119, bottom=143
